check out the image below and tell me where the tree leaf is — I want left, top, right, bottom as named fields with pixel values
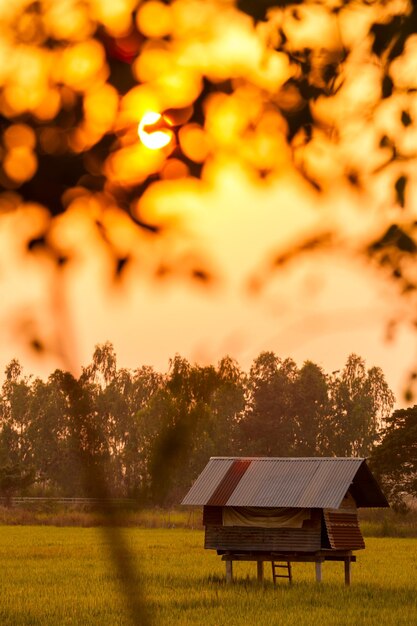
left=382, top=75, right=393, bottom=99
left=370, top=224, right=416, bottom=253
left=401, top=110, right=412, bottom=127
left=115, top=256, right=130, bottom=280
left=371, top=18, right=403, bottom=57
left=395, top=175, right=407, bottom=208
left=237, top=0, right=302, bottom=22
left=27, top=236, right=46, bottom=251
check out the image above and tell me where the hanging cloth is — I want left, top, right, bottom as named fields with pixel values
left=222, top=507, right=311, bottom=528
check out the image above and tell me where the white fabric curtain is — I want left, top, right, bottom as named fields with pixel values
left=222, top=507, right=311, bottom=528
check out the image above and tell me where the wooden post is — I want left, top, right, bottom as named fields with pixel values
left=257, top=561, right=264, bottom=583
left=315, top=561, right=322, bottom=583
left=344, top=557, right=351, bottom=586
left=226, top=559, right=233, bottom=583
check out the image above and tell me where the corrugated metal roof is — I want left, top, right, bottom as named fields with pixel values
left=207, top=459, right=251, bottom=506
left=181, top=458, right=233, bottom=505
left=181, top=457, right=388, bottom=509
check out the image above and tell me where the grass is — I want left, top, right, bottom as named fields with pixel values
left=0, top=528, right=416, bottom=625
left=3, top=504, right=417, bottom=538
left=0, top=505, right=202, bottom=529
left=359, top=508, right=417, bottom=538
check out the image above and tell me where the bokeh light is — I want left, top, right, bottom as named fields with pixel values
left=178, top=124, right=210, bottom=163
left=44, top=0, right=94, bottom=41
left=136, top=1, right=173, bottom=39
left=138, top=112, right=173, bottom=150
left=133, top=44, right=173, bottom=83
left=3, top=124, right=36, bottom=150
left=161, top=158, right=190, bottom=180
left=119, top=86, right=163, bottom=136
left=89, top=0, right=137, bottom=37
left=33, top=89, right=62, bottom=121
left=83, top=83, right=119, bottom=134
left=57, top=39, right=107, bottom=91
left=3, top=147, right=37, bottom=183
left=106, top=142, right=166, bottom=186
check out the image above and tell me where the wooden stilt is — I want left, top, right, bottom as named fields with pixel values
left=220, top=551, right=356, bottom=586
left=225, top=559, right=233, bottom=583
left=344, top=557, right=351, bottom=586
left=257, top=561, right=264, bottom=583
left=315, top=561, right=322, bottom=583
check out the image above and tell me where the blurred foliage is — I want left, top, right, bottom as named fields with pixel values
left=1, top=0, right=417, bottom=313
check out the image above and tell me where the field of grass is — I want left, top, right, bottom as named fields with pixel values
left=359, top=507, right=417, bottom=538
left=0, top=505, right=201, bottom=529
left=0, top=527, right=416, bottom=625
left=2, top=504, right=417, bottom=538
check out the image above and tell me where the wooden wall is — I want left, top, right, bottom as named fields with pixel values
left=203, top=499, right=364, bottom=552
left=204, top=524, right=322, bottom=552
left=203, top=507, right=322, bottom=552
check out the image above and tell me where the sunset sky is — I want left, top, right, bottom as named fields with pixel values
left=0, top=171, right=415, bottom=405
left=1, top=0, right=417, bottom=404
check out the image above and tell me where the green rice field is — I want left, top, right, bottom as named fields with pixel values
left=0, top=527, right=416, bottom=625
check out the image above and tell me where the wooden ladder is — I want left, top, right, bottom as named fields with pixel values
left=272, top=561, right=292, bottom=585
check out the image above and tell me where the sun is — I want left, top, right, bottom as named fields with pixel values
left=138, top=112, right=173, bottom=150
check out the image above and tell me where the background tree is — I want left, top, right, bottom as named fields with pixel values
left=209, top=356, right=246, bottom=456
left=146, top=355, right=244, bottom=504
left=292, top=360, right=329, bottom=456
left=371, top=406, right=417, bottom=511
left=109, top=366, right=164, bottom=497
left=240, top=352, right=298, bottom=456
left=0, top=463, right=34, bottom=507
left=0, top=360, right=34, bottom=494
left=82, top=342, right=118, bottom=389
left=27, top=373, right=78, bottom=495
left=0, top=343, right=396, bottom=502
left=327, top=354, right=395, bottom=457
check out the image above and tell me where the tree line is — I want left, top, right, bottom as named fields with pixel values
left=0, top=343, right=403, bottom=506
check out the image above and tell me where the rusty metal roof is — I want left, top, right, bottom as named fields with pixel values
left=181, top=457, right=388, bottom=508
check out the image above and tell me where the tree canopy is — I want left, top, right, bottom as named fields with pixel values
left=371, top=405, right=417, bottom=511
left=0, top=344, right=394, bottom=504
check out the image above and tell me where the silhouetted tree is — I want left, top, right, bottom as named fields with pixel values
left=0, top=463, right=35, bottom=507
left=371, top=405, right=417, bottom=511
left=327, top=355, right=394, bottom=457
left=0, top=344, right=395, bottom=501
left=0, top=360, right=34, bottom=485
left=240, top=352, right=298, bottom=455
left=292, top=361, right=329, bottom=455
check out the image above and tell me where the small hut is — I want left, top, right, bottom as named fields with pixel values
left=182, top=457, right=388, bottom=585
